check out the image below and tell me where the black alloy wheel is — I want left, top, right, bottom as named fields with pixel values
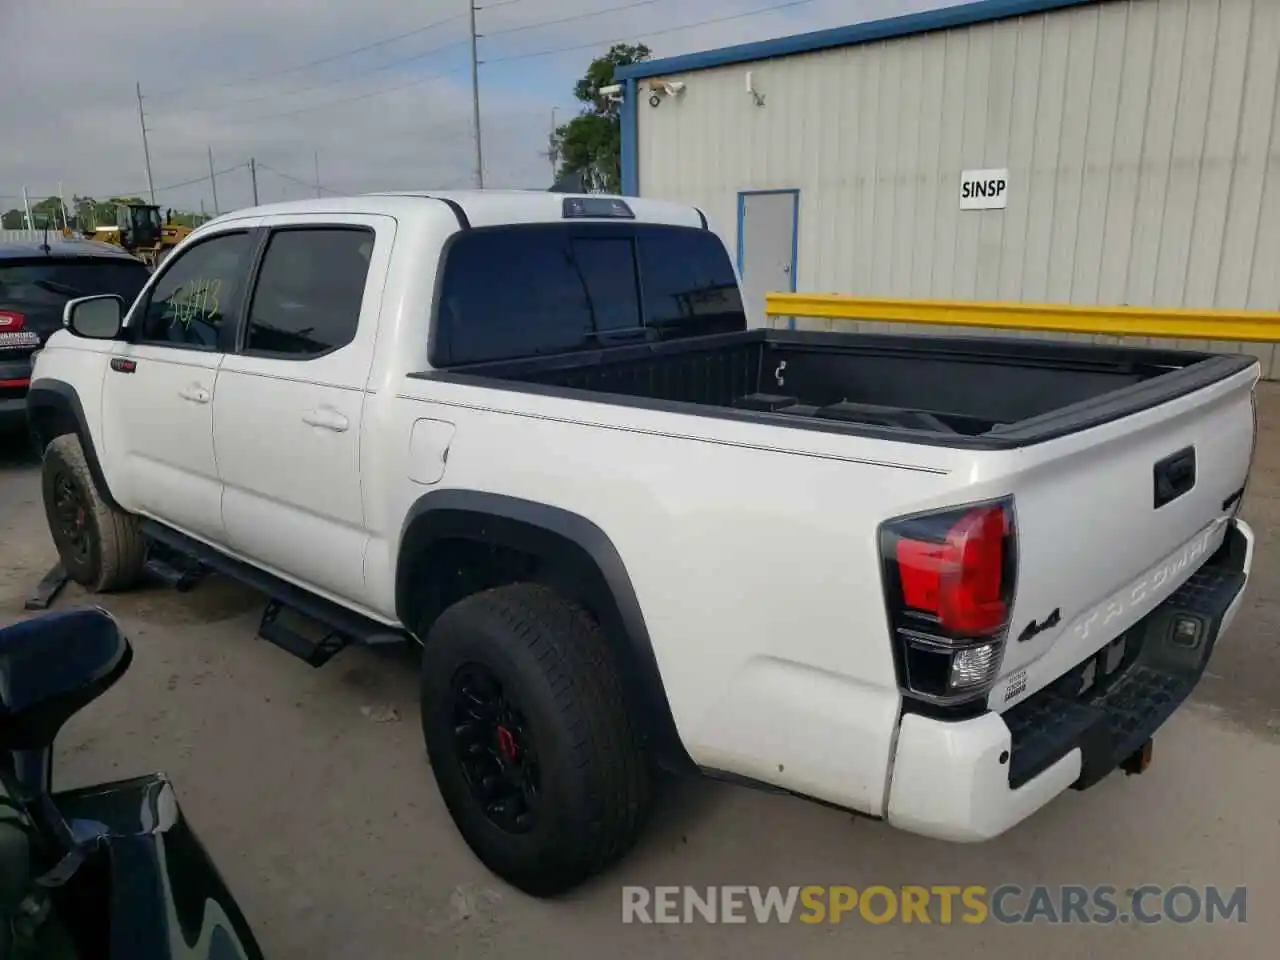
left=420, top=583, right=652, bottom=896
left=451, top=663, right=541, bottom=834
left=40, top=434, right=146, bottom=592
left=51, top=469, right=92, bottom=567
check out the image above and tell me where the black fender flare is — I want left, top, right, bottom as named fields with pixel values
left=396, top=489, right=695, bottom=773
left=25, top=379, right=123, bottom=511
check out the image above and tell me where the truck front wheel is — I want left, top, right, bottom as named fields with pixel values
left=40, top=434, right=145, bottom=592
left=420, top=583, right=652, bottom=897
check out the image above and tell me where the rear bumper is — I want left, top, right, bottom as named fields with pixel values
left=886, top=518, right=1253, bottom=842
left=0, top=397, right=27, bottom=423
left=0, top=354, right=32, bottom=423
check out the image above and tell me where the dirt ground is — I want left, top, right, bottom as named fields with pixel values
left=3, top=389, right=1280, bottom=959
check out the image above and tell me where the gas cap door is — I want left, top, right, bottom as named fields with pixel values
left=408, top=418, right=456, bottom=486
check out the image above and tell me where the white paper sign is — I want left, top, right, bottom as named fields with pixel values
left=960, top=168, right=1009, bottom=210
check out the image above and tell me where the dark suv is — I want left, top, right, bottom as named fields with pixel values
left=1, top=240, right=151, bottom=428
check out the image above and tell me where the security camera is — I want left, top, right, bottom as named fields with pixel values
left=648, top=80, right=686, bottom=107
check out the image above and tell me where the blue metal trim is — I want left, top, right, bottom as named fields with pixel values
left=735, top=192, right=746, bottom=275
left=616, top=0, right=1095, bottom=81
left=736, top=189, right=800, bottom=330
left=620, top=77, right=638, bottom=196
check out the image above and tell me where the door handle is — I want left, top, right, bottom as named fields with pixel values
left=178, top=385, right=210, bottom=404
left=1153, top=446, right=1197, bottom=509
left=302, top=408, right=349, bottom=432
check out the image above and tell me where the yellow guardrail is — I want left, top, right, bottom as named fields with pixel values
left=765, top=293, right=1280, bottom=342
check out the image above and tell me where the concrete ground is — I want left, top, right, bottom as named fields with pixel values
left=2, top=389, right=1280, bottom=960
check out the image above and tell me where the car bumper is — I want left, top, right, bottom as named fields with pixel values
left=0, top=355, right=32, bottom=424
left=886, top=517, right=1254, bottom=842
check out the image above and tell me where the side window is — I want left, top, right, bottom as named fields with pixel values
left=137, top=232, right=253, bottom=349
left=244, top=227, right=373, bottom=358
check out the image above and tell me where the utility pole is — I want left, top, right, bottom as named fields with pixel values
left=207, top=146, right=220, bottom=215
left=314, top=150, right=322, bottom=198
left=249, top=157, right=259, bottom=206
left=548, top=107, right=558, bottom=183
left=21, top=186, right=32, bottom=231
left=135, top=82, right=156, bottom=204
left=468, top=0, right=484, bottom=188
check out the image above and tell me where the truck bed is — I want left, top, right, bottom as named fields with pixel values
left=420, top=329, right=1257, bottom=449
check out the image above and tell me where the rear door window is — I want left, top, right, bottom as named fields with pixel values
left=432, top=223, right=743, bottom=366
left=242, top=227, right=373, bottom=358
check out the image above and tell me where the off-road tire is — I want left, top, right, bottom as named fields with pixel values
left=41, top=434, right=145, bottom=592
left=420, top=583, right=652, bottom=897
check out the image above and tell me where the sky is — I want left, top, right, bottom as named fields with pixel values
left=0, top=0, right=956, bottom=217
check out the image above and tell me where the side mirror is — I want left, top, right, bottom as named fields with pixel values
left=63, top=295, right=124, bottom=340
left=0, top=608, right=131, bottom=753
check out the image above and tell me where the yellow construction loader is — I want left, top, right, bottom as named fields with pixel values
left=88, top=203, right=193, bottom=267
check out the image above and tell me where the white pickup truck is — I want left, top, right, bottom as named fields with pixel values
left=27, top=191, right=1257, bottom=896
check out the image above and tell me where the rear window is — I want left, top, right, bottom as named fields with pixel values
left=0, top=258, right=151, bottom=333
left=432, top=223, right=744, bottom=366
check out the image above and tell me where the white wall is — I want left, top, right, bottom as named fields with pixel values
left=1, top=230, right=47, bottom=244
left=635, top=0, right=1280, bottom=376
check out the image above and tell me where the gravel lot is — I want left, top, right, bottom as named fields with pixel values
left=2, top=389, right=1279, bottom=959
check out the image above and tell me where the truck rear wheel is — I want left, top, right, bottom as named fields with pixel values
left=41, top=434, right=145, bottom=593
left=420, top=583, right=652, bottom=897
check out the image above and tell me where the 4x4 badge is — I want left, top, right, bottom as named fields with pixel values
left=1017, top=607, right=1061, bottom=643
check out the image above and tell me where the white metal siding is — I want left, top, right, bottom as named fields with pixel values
left=635, top=0, right=1280, bottom=375
left=0, top=230, right=46, bottom=244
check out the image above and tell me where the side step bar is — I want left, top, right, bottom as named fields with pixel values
left=258, top=600, right=350, bottom=668
left=144, top=541, right=207, bottom=592
left=139, top=520, right=409, bottom=668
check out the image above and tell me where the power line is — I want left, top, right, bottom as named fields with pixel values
left=476, top=0, right=534, bottom=9
left=149, top=11, right=467, bottom=104
left=256, top=162, right=343, bottom=195
left=210, top=64, right=470, bottom=126
left=97, top=163, right=249, bottom=202
left=478, top=0, right=664, bottom=38
left=482, top=0, right=819, bottom=64
left=151, top=37, right=469, bottom=119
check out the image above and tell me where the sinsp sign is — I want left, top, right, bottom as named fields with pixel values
left=960, top=169, right=1009, bottom=210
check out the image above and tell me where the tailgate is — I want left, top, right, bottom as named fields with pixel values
left=990, top=362, right=1257, bottom=711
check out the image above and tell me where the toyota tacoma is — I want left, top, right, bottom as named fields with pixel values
left=26, top=191, right=1257, bottom=895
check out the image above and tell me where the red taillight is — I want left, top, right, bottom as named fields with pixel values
left=0, top=311, right=25, bottom=331
left=881, top=498, right=1017, bottom=705
left=896, top=505, right=1009, bottom=636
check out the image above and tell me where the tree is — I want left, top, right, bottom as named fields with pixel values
left=1, top=209, right=24, bottom=229
left=553, top=42, right=651, bottom=193
left=29, top=196, right=65, bottom=229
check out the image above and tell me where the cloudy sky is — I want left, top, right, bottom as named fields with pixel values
left=1, top=0, right=955, bottom=216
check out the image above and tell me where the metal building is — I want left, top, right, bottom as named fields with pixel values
left=617, top=0, right=1280, bottom=375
